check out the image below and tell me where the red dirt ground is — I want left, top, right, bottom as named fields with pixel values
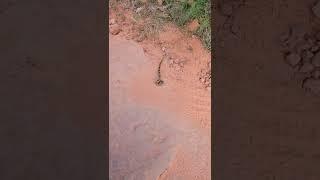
left=109, top=3, right=211, bottom=180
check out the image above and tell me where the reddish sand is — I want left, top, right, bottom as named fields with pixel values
left=109, top=3, right=211, bottom=179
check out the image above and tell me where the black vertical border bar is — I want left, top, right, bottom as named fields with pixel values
left=1, top=0, right=108, bottom=179
left=105, top=0, right=110, bottom=178
left=211, top=0, right=215, bottom=179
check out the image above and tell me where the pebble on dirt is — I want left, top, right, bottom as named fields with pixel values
left=135, top=7, right=144, bottom=13
left=157, top=0, right=163, bottom=5
left=110, top=24, right=121, bottom=35
left=169, top=59, right=174, bottom=66
left=187, top=20, right=200, bottom=32
left=174, top=65, right=181, bottom=71
left=285, top=52, right=301, bottom=67
left=135, top=35, right=145, bottom=42
left=110, top=18, right=116, bottom=25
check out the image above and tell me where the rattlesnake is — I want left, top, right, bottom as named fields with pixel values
left=155, top=57, right=164, bottom=86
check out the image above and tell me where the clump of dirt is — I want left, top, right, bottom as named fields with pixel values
left=280, top=25, right=320, bottom=94
left=187, top=19, right=200, bottom=32
left=198, top=61, right=212, bottom=91
left=276, top=1, right=320, bottom=95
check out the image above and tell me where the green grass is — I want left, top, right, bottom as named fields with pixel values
left=115, top=0, right=211, bottom=50
left=163, top=0, right=211, bottom=50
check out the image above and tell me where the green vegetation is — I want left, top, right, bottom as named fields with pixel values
left=131, top=0, right=211, bottom=50
left=163, top=0, right=211, bottom=49
left=109, top=0, right=211, bottom=49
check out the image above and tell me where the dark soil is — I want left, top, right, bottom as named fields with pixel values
left=214, top=0, right=320, bottom=179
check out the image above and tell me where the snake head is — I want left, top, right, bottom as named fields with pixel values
left=155, top=79, right=164, bottom=86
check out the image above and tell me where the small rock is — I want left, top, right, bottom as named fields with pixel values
left=303, top=78, right=320, bottom=95
left=162, top=47, right=166, bottom=52
left=109, top=18, right=116, bottom=25
left=157, top=0, right=163, bottom=5
left=169, top=59, right=174, bottom=65
left=313, top=70, right=320, bottom=79
left=187, top=19, right=200, bottom=32
left=312, top=52, right=320, bottom=67
left=135, top=35, right=144, bottom=42
left=299, top=62, right=315, bottom=73
left=285, top=53, right=301, bottom=67
left=179, top=62, right=184, bottom=67
left=110, top=24, right=121, bottom=35
left=200, top=77, right=205, bottom=83
left=313, top=1, right=320, bottom=19
left=135, top=7, right=144, bottom=13
left=175, top=65, right=181, bottom=71
left=220, top=3, right=233, bottom=16
left=173, top=63, right=179, bottom=69
left=174, top=59, right=180, bottom=63
left=143, top=48, right=147, bottom=52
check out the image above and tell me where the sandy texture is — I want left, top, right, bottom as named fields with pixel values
left=109, top=3, right=211, bottom=180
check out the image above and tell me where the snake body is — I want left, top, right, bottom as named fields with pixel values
left=155, top=58, right=164, bottom=86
